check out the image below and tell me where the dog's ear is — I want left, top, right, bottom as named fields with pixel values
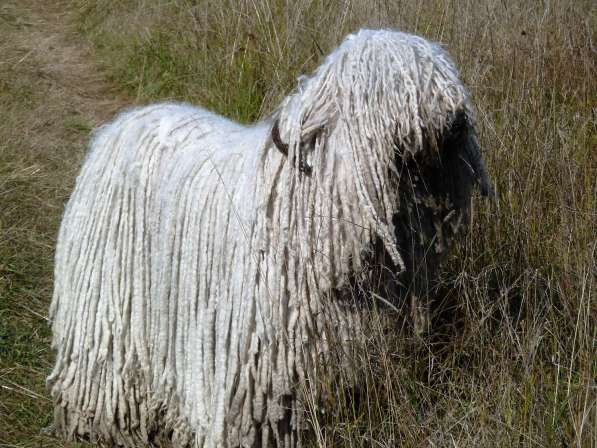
left=271, top=118, right=317, bottom=175
left=272, top=91, right=335, bottom=176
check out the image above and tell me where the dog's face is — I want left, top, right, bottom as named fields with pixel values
left=395, top=112, right=491, bottom=287
left=382, top=112, right=492, bottom=330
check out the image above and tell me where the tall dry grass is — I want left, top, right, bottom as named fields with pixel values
left=1, top=0, right=593, bottom=446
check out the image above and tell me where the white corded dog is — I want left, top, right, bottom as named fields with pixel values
left=48, top=29, right=491, bottom=447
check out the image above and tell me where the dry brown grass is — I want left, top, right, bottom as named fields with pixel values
left=0, top=0, right=595, bottom=446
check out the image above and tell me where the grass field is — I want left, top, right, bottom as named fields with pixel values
left=0, top=0, right=594, bottom=446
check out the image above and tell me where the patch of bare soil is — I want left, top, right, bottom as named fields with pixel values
left=2, top=1, right=125, bottom=127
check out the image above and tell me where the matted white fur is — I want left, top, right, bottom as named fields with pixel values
left=48, top=29, right=471, bottom=446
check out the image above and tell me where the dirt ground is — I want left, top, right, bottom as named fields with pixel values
left=0, top=1, right=126, bottom=445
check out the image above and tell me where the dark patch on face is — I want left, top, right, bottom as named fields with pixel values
left=333, top=111, right=491, bottom=335
left=363, top=112, right=491, bottom=319
left=393, top=112, right=480, bottom=297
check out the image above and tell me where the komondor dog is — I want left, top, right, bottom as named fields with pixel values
left=48, top=28, right=492, bottom=447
